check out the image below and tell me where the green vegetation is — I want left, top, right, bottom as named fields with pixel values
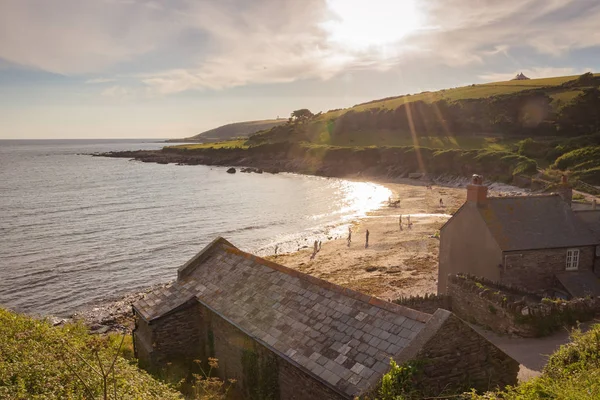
left=374, top=360, right=420, bottom=399
left=179, top=119, right=287, bottom=142
left=0, top=308, right=181, bottom=399
left=468, top=324, right=600, bottom=399
left=169, top=139, right=248, bottom=150
left=164, top=73, right=600, bottom=189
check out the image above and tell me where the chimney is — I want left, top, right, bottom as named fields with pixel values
left=556, top=175, right=572, bottom=206
left=467, top=174, right=488, bottom=206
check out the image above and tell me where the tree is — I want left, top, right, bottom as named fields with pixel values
left=289, top=109, right=314, bottom=123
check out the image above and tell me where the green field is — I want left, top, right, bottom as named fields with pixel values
left=322, top=73, right=599, bottom=116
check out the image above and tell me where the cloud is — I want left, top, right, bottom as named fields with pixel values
left=1, top=0, right=599, bottom=94
left=86, top=78, right=116, bottom=84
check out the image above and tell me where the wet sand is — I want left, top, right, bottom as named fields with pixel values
left=266, top=180, right=467, bottom=300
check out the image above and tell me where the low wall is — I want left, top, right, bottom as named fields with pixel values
left=448, top=274, right=600, bottom=337
left=393, top=294, right=451, bottom=315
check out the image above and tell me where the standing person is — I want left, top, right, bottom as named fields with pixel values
left=439, top=198, right=444, bottom=207
left=399, top=215, right=403, bottom=231
left=347, top=227, right=352, bottom=247
left=318, top=241, right=322, bottom=252
left=365, top=229, right=370, bottom=248
left=407, top=215, right=412, bottom=230
left=274, top=245, right=279, bottom=256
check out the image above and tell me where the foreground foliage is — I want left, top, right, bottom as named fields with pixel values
left=468, top=323, right=600, bottom=399
left=0, top=308, right=182, bottom=399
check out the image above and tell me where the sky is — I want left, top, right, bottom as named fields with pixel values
left=1, top=0, right=599, bottom=139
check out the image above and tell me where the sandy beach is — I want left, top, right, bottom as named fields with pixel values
left=266, top=180, right=467, bottom=300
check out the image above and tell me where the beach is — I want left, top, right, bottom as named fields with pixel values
left=266, top=179, right=467, bottom=300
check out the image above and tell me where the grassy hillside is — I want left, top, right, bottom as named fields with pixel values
left=182, top=119, right=287, bottom=142
left=0, top=308, right=182, bottom=399
left=243, top=73, right=600, bottom=149
left=169, top=73, right=600, bottom=185
left=341, top=74, right=597, bottom=114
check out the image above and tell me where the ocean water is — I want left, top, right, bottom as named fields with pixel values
left=0, top=139, right=390, bottom=316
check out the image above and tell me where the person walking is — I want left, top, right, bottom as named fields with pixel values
left=365, top=229, right=370, bottom=248
left=347, top=227, right=352, bottom=247
left=399, top=215, right=403, bottom=231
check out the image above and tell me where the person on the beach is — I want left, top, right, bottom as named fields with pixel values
left=347, top=227, right=352, bottom=247
left=318, top=241, right=322, bottom=252
left=399, top=215, right=402, bottom=231
left=439, top=198, right=444, bottom=207
left=365, top=229, right=370, bottom=248
left=407, top=215, right=412, bottom=230
left=274, top=245, right=279, bottom=256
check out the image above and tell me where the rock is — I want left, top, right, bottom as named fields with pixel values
left=90, top=325, right=111, bottom=334
left=49, top=317, right=67, bottom=326
left=256, top=169, right=263, bottom=174
left=226, top=167, right=236, bottom=174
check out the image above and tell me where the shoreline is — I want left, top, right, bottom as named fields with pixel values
left=48, top=161, right=528, bottom=334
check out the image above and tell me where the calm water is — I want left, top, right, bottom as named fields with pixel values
left=0, top=139, right=390, bottom=316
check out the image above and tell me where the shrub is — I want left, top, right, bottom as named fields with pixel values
left=553, top=146, right=600, bottom=170
left=0, top=308, right=182, bottom=399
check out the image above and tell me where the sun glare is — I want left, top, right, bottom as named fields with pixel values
left=323, top=0, right=423, bottom=50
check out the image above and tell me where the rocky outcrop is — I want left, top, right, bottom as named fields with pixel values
left=97, top=143, right=536, bottom=185
left=226, top=167, right=236, bottom=173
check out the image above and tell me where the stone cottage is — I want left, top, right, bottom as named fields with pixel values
left=133, top=237, right=517, bottom=399
left=438, top=175, right=600, bottom=297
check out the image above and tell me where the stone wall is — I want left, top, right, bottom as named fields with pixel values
left=149, top=301, right=205, bottom=367
left=500, top=246, right=595, bottom=292
left=393, top=294, right=451, bottom=315
left=397, top=309, right=519, bottom=396
left=448, top=274, right=600, bottom=337
left=132, top=315, right=154, bottom=369
left=448, top=275, right=540, bottom=337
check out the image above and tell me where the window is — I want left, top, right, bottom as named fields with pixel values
left=566, top=249, right=580, bottom=270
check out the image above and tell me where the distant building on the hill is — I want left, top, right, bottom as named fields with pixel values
left=438, top=175, right=600, bottom=298
left=512, top=72, right=530, bottom=80
left=133, top=237, right=518, bottom=399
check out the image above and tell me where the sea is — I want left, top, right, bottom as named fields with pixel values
left=0, top=139, right=391, bottom=317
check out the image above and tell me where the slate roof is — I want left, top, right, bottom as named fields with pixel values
left=574, top=210, right=600, bottom=242
left=477, top=194, right=597, bottom=251
left=556, top=271, right=600, bottom=298
left=133, top=237, right=430, bottom=398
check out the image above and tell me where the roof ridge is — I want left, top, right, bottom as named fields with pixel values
left=222, top=246, right=431, bottom=323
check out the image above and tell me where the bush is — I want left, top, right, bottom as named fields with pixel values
left=0, top=308, right=182, bottom=399
left=517, top=138, right=549, bottom=159
left=553, top=146, right=600, bottom=170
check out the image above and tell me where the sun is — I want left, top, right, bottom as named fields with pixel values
left=322, top=0, right=423, bottom=50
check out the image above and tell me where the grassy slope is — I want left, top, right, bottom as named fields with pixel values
left=0, top=308, right=181, bottom=399
left=349, top=75, right=589, bottom=112
left=187, top=119, right=287, bottom=141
